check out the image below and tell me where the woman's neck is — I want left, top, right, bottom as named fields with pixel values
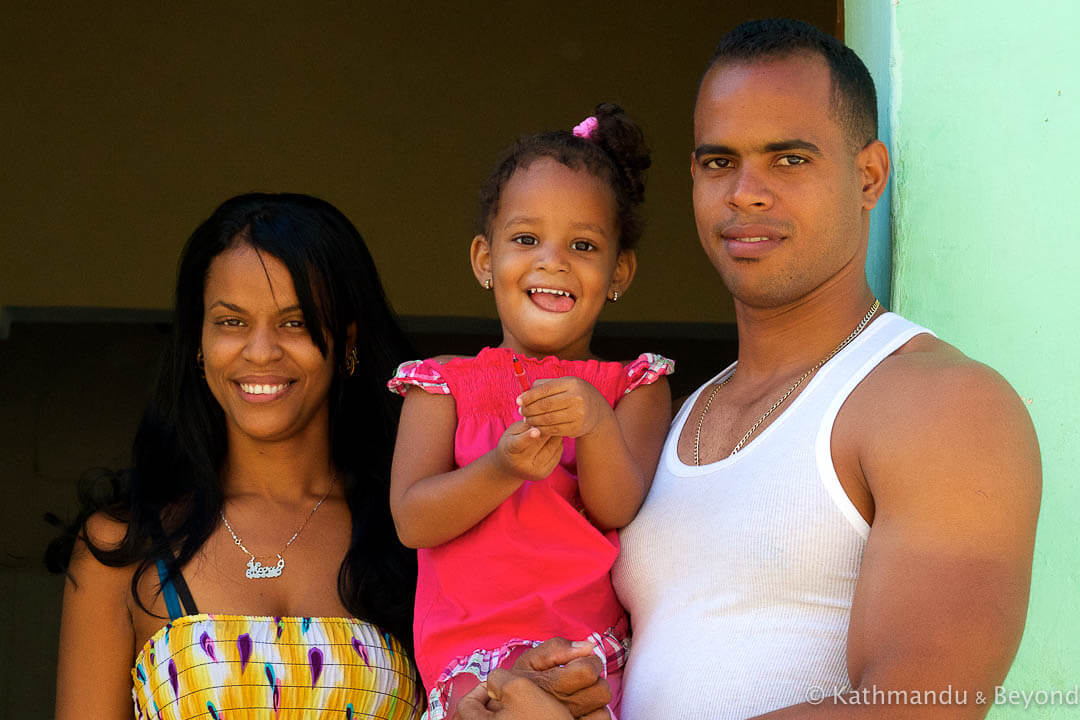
left=221, top=429, right=336, bottom=502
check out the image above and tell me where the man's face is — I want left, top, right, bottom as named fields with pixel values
left=692, top=53, right=881, bottom=309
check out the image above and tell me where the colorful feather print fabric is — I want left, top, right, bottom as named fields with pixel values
left=131, top=614, right=422, bottom=719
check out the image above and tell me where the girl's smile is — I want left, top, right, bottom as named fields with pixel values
left=471, top=157, right=635, bottom=360
left=527, top=286, right=576, bottom=313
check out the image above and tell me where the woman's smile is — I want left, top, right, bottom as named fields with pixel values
left=235, top=376, right=295, bottom=402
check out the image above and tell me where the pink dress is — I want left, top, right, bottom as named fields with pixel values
left=388, top=347, right=673, bottom=717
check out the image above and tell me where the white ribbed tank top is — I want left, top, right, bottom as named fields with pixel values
left=613, top=312, right=933, bottom=719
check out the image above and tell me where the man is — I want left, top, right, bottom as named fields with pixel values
left=459, top=18, right=1041, bottom=720
left=610, top=18, right=1041, bottom=719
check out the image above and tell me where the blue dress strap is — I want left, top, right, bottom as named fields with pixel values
left=148, top=511, right=199, bottom=619
left=156, top=558, right=184, bottom=621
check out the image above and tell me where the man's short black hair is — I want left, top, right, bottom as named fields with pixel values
left=701, top=18, right=878, bottom=148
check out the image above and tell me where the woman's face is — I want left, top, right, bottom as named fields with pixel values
left=200, top=242, right=336, bottom=446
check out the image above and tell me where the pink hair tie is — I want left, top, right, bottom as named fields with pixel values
left=572, top=116, right=599, bottom=140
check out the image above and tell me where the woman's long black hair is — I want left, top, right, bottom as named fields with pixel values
left=46, top=193, right=417, bottom=650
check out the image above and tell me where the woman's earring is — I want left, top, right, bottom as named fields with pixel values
left=344, top=347, right=359, bottom=376
left=610, top=290, right=620, bottom=303
left=484, top=278, right=492, bottom=291
left=196, top=348, right=206, bottom=377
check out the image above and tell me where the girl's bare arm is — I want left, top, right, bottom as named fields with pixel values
left=390, top=388, right=563, bottom=548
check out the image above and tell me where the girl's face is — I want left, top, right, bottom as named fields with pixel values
left=471, top=157, right=635, bottom=360
left=201, top=242, right=338, bottom=446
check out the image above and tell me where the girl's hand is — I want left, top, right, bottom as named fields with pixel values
left=517, top=378, right=613, bottom=439
left=494, top=421, right=563, bottom=482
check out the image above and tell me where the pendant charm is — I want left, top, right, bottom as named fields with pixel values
left=245, top=554, right=285, bottom=579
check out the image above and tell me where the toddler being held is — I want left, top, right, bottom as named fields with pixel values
left=388, top=104, right=673, bottom=719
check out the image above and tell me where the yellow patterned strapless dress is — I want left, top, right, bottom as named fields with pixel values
left=130, top=614, right=422, bottom=719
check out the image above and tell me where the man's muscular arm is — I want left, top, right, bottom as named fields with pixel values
left=755, top=342, right=1041, bottom=719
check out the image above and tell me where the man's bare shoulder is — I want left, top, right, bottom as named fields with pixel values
left=843, top=331, right=1040, bottom=506
left=857, top=332, right=1025, bottom=420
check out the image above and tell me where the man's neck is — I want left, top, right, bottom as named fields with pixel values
left=731, top=278, right=879, bottom=383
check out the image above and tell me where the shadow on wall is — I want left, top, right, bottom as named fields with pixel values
left=0, top=322, right=168, bottom=716
left=1, top=317, right=735, bottom=715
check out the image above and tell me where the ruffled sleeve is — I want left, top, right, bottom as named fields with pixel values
left=387, top=359, right=451, bottom=396
left=622, top=353, right=675, bottom=395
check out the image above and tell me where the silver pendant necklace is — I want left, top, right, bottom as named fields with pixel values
left=219, top=472, right=335, bottom=580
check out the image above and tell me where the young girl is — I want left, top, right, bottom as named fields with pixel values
left=388, top=104, right=673, bottom=718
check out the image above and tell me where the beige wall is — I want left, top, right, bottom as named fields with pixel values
left=2, top=1, right=834, bottom=326
left=2, top=4, right=836, bottom=714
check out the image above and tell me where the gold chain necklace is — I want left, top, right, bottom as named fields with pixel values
left=693, top=299, right=880, bottom=465
left=220, top=472, right=336, bottom=580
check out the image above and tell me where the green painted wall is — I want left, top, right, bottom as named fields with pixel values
left=848, top=1, right=1080, bottom=717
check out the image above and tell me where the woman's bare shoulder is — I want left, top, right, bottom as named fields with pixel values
left=81, top=510, right=129, bottom=549
left=57, top=512, right=142, bottom=717
left=66, top=511, right=137, bottom=598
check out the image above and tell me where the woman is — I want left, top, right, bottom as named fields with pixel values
left=49, top=193, right=423, bottom=718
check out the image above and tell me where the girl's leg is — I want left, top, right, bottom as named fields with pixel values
left=441, top=645, right=534, bottom=717
left=443, top=672, right=481, bottom=719
left=606, top=664, right=623, bottom=718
